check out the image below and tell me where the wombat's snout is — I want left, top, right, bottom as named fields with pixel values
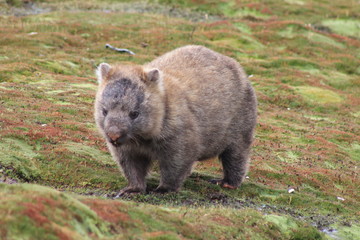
left=106, top=126, right=127, bottom=146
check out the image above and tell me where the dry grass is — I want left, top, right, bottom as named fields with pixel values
left=0, top=0, right=359, bottom=239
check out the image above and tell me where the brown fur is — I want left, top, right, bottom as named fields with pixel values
left=94, top=45, right=257, bottom=195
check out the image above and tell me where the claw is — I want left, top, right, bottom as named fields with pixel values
left=209, top=179, right=222, bottom=185
left=115, top=187, right=144, bottom=198
left=209, top=179, right=237, bottom=189
left=222, top=183, right=236, bottom=189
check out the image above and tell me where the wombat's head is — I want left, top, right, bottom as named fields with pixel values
left=94, top=63, right=165, bottom=146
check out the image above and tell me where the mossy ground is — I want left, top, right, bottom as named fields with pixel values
left=0, top=0, right=359, bottom=239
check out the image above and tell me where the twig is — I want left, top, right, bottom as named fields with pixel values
left=190, top=26, right=196, bottom=40
left=105, top=44, right=135, bottom=55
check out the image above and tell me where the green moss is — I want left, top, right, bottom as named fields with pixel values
left=262, top=58, right=320, bottom=71
left=322, top=19, right=360, bottom=38
left=218, top=1, right=270, bottom=19
left=14, top=127, right=29, bottom=132
left=6, top=216, right=59, bottom=240
left=5, top=0, right=23, bottom=7
left=123, top=203, right=201, bottom=239
left=0, top=184, right=111, bottom=239
left=37, top=148, right=122, bottom=190
left=278, top=24, right=308, bottom=38
left=35, top=60, right=78, bottom=75
left=0, top=72, right=12, bottom=82
left=71, top=83, right=97, bottom=90
left=148, top=233, right=181, bottom=240
left=0, top=0, right=359, bottom=239
left=334, top=57, right=360, bottom=75
left=58, top=107, right=79, bottom=115
left=0, top=68, right=35, bottom=83
left=265, top=215, right=302, bottom=238
left=335, top=224, right=360, bottom=240
left=128, top=210, right=170, bottom=232
left=277, top=151, right=300, bottom=163
left=295, top=86, right=343, bottom=104
left=349, top=143, right=360, bottom=162
left=336, top=142, right=360, bottom=162
left=284, top=0, right=305, bottom=5
left=64, top=142, right=113, bottom=165
left=278, top=24, right=345, bottom=48
left=233, top=22, right=252, bottom=34
left=322, top=71, right=353, bottom=90
left=306, top=32, right=345, bottom=49
left=49, top=98, right=73, bottom=105
left=212, top=36, right=265, bottom=51
left=323, top=161, right=338, bottom=170
left=0, top=138, right=41, bottom=181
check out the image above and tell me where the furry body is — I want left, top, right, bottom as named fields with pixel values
left=94, top=45, right=257, bottom=195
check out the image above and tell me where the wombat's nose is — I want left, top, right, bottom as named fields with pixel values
left=107, top=131, right=121, bottom=141
left=107, top=126, right=122, bottom=141
left=107, top=127, right=127, bottom=145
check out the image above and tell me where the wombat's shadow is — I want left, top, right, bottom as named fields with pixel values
left=145, top=171, right=217, bottom=192
left=112, top=171, right=315, bottom=225
left=116, top=171, right=269, bottom=209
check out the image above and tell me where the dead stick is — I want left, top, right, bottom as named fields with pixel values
left=105, top=44, right=135, bottom=55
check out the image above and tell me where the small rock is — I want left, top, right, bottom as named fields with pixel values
left=141, top=42, right=149, bottom=48
left=288, top=188, right=295, bottom=193
left=336, top=196, right=345, bottom=201
left=28, top=32, right=38, bottom=35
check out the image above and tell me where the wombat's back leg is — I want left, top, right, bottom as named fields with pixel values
left=221, top=144, right=250, bottom=188
left=212, top=140, right=252, bottom=189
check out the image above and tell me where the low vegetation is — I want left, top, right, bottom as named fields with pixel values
left=0, top=0, right=359, bottom=239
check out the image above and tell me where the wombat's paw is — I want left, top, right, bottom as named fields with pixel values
left=115, top=187, right=145, bottom=198
left=221, top=183, right=237, bottom=189
left=209, top=179, right=237, bottom=189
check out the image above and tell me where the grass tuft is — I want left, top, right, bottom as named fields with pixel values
left=0, top=0, right=359, bottom=239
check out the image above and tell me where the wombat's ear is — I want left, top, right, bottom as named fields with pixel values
left=96, top=63, right=111, bottom=84
left=145, top=68, right=160, bottom=83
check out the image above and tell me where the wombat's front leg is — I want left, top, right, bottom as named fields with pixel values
left=116, top=151, right=151, bottom=197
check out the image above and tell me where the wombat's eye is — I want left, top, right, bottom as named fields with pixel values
left=129, top=111, right=139, bottom=120
left=102, top=108, right=108, bottom=117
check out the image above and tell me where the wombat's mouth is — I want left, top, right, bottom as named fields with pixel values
left=109, top=135, right=128, bottom=146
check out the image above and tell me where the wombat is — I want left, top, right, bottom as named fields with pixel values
left=94, top=45, right=257, bottom=196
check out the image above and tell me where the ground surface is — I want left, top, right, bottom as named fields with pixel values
left=0, top=0, right=359, bottom=239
